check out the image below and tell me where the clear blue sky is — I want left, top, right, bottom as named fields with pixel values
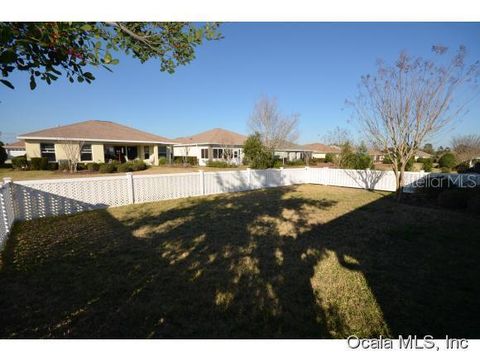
left=1, top=22, right=479, bottom=147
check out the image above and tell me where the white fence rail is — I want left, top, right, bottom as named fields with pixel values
left=1, top=167, right=479, bottom=246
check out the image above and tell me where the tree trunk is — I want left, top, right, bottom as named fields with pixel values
left=394, top=165, right=406, bottom=201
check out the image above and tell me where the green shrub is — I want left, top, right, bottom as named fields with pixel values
left=286, top=159, right=305, bottom=166
left=76, top=162, right=87, bottom=171
left=117, top=162, right=133, bottom=172
left=48, top=162, right=58, bottom=171
left=439, top=152, right=456, bottom=169
left=38, top=157, right=49, bottom=170
left=158, top=156, right=167, bottom=165
left=173, top=156, right=198, bottom=166
left=11, top=156, right=28, bottom=170
left=58, top=160, right=70, bottom=171
left=419, top=158, right=433, bottom=172
left=30, top=157, right=42, bottom=170
left=206, top=160, right=236, bottom=168
left=273, top=159, right=284, bottom=168
left=131, top=160, right=147, bottom=171
left=243, top=133, right=274, bottom=169
left=437, top=189, right=470, bottom=210
left=87, top=162, right=100, bottom=172
left=325, top=153, right=335, bottom=163
left=382, top=155, right=393, bottom=164
left=99, top=163, right=116, bottom=173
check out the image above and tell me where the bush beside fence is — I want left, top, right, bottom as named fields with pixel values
left=1, top=167, right=479, bottom=246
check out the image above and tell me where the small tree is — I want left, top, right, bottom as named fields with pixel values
left=0, top=142, right=7, bottom=165
left=350, top=45, right=480, bottom=200
left=248, top=96, right=299, bottom=154
left=439, top=152, right=457, bottom=169
left=59, top=140, right=84, bottom=173
left=243, top=133, right=273, bottom=169
left=452, top=134, right=480, bottom=167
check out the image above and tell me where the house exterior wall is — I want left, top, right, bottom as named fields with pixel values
left=311, top=152, right=326, bottom=159
left=25, top=141, right=41, bottom=160
left=173, top=144, right=244, bottom=166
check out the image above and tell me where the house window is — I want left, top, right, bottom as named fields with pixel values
left=213, top=148, right=223, bottom=159
left=40, top=143, right=56, bottom=162
left=80, top=144, right=92, bottom=161
left=144, top=146, right=150, bottom=160
left=201, top=148, right=209, bottom=159
left=234, top=150, right=238, bottom=158
left=126, top=146, right=138, bottom=161
left=158, top=145, right=167, bottom=158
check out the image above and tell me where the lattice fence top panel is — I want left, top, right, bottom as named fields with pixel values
left=13, top=176, right=129, bottom=220
left=133, top=172, right=202, bottom=203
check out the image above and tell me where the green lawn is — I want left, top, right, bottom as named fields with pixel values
left=0, top=184, right=479, bottom=338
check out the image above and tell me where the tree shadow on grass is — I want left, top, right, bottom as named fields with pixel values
left=0, top=184, right=479, bottom=338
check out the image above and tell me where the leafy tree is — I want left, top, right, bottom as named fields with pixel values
left=0, top=22, right=221, bottom=90
left=439, top=152, right=457, bottom=169
left=0, top=142, right=7, bottom=165
left=243, top=132, right=274, bottom=169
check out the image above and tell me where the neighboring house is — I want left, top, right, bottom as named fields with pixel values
left=174, top=128, right=247, bottom=166
left=368, top=149, right=385, bottom=163
left=302, top=143, right=341, bottom=159
left=4, top=140, right=26, bottom=159
left=18, top=120, right=175, bottom=165
left=274, top=141, right=312, bottom=162
left=414, top=150, right=432, bottom=160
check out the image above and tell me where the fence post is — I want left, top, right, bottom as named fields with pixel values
left=126, top=172, right=134, bottom=204
left=199, top=170, right=205, bottom=195
left=247, top=168, right=252, bottom=189
left=0, top=178, right=13, bottom=239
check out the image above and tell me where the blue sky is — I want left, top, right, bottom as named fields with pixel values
left=1, top=22, right=479, bottom=146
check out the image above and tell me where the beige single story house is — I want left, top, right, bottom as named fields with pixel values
left=414, top=150, right=433, bottom=160
left=302, top=143, right=341, bottom=159
left=174, top=128, right=247, bottom=166
left=18, top=120, right=175, bottom=165
left=4, top=140, right=26, bottom=159
left=368, top=149, right=386, bottom=163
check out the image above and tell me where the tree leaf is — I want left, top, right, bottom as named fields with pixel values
left=0, top=79, right=14, bottom=89
left=29, top=76, right=36, bottom=90
left=83, top=72, right=95, bottom=80
left=80, top=24, right=92, bottom=32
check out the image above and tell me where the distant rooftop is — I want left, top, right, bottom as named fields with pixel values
left=175, top=128, right=247, bottom=145
left=18, top=120, right=173, bottom=144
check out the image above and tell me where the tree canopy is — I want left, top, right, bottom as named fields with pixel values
left=0, top=22, right=221, bottom=90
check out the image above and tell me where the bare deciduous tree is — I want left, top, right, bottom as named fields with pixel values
left=323, top=126, right=354, bottom=147
left=248, top=96, right=300, bottom=152
left=349, top=45, right=479, bottom=200
left=59, top=139, right=85, bottom=173
left=452, top=134, right=480, bottom=167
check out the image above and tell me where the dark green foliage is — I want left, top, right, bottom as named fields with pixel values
left=58, top=160, right=70, bottom=171
left=0, top=22, right=221, bottom=90
left=158, top=157, right=167, bottom=165
left=39, top=157, right=49, bottom=170
left=418, top=158, right=433, bottom=172
left=205, top=160, right=236, bottom=168
left=48, top=162, right=58, bottom=171
left=382, top=155, right=393, bottom=164
left=173, top=156, right=198, bottom=166
left=324, top=153, right=335, bottom=163
left=87, top=163, right=100, bottom=172
left=405, top=157, right=414, bottom=171
left=117, top=163, right=133, bottom=173
left=99, top=163, right=116, bottom=173
left=286, top=159, right=305, bottom=166
left=243, top=133, right=274, bottom=169
left=29, top=157, right=42, bottom=170
left=439, top=152, right=456, bottom=169
left=0, top=142, right=7, bottom=165
left=131, top=160, right=147, bottom=171
left=11, top=156, right=28, bottom=169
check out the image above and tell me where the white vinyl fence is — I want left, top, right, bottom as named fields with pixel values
left=1, top=167, right=479, bottom=246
